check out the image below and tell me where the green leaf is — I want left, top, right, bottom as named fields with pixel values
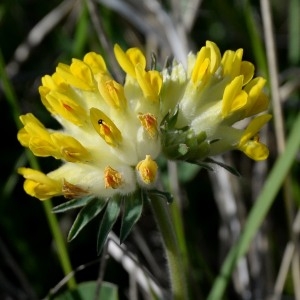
left=205, top=157, right=241, bottom=176
left=192, top=160, right=214, bottom=171
left=120, top=191, right=143, bottom=244
left=53, top=281, right=119, bottom=300
left=97, top=198, right=121, bottom=255
left=148, top=190, right=173, bottom=204
left=68, top=198, right=108, bottom=242
left=52, top=195, right=96, bottom=213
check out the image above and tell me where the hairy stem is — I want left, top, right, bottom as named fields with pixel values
left=150, top=195, right=188, bottom=300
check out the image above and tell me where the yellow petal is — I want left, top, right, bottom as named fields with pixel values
left=17, top=113, right=58, bottom=157
left=205, top=40, right=221, bottom=73
left=83, top=52, right=107, bottom=74
left=191, top=57, right=210, bottom=85
left=56, top=62, right=94, bottom=91
left=244, top=77, right=269, bottom=116
left=127, top=48, right=146, bottom=69
left=90, top=107, right=122, bottom=146
left=51, top=133, right=90, bottom=162
left=104, top=166, right=123, bottom=189
left=29, top=136, right=59, bottom=157
left=114, top=44, right=146, bottom=78
left=138, top=113, right=158, bottom=138
left=18, top=168, right=62, bottom=200
left=17, top=114, right=46, bottom=148
left=41, top=74, right=58, bottom=90
left=136, top=155, right=158, bottom=185
left=239, top=139, right=270, bottom=161
left=70, top=59, right=95, bottom=89
left=19, top=113, right=44, bottom=128
left=240, top=61, right=254, bottom=85
left=221, top=48, right=243, bottom=78
left=17, top=128, right=30, bottom=147
left=191, top=47, right=210, bottom=84
left=45, top=91, right=87, bottom=125
left=239, top=114, right=272, bottom=146
left=135, top=65, right=162, bottom=102
left=222, top=76, right=247, bottom=117
left=191, top=41, right=221, bottom=85
left=98, top=75, right=127, bottom=109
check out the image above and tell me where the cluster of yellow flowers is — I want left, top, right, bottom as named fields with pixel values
left=17, top=41, right=271, bottom=201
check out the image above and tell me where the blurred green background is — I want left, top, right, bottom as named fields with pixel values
left=1, top=0, right=300, bottom=299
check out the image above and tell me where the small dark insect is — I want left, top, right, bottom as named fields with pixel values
left=98, top=119, right=103, bottom=125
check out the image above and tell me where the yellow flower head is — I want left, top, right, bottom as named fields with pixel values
left=18, top=46, right=161, bottom=200
left=17, top=41, right=271, bottom=251
left=18, top=41, right=271, bottom=202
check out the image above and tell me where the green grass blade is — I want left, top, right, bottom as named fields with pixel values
left=0, top=50, right=21, bottom=127
left=208, top=112, right=300, bottom=300
left=243, top=0, right=268, bottom=77
left=288, top=0, right=300, bottom=64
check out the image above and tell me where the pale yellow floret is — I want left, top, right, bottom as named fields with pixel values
left=243, top=77, right=269, bottom=117
left=70, top=59, right=95, bottom=88
left=190, top=41, right=220, bottom=86
left=18, top=113, right=91, bottom=162
left=43, top=90, right=87, bottom=126
left=56, top=61, right=95, bottom=91
left=191, top=56, right=210, bottom=86
left=83, top=52, right=107, bottom=74
left=191, top=47, right=210, bottom=84
left=239, top=138, right=270, bottom=161
left=97, top=75, right=127, bottom=109
left=135, top=65, right=162, bottom=102
left=240, top=61, right=254, bottom=85
left=138, top=113, right=158, bottom=139
left=222, top=76, right=248, bottom=118
left=205, top=41, right=221, bottom=73
left=41, top=74, right=59, bottom=90
left=136, top=155, right=158, bottom=185
left=239, top=114, right=272, bottom=146
left=50, top=133, right=90, bottom=162
left=28, top=135, right=59, bottom=158
left=90, top=107, right=122, bottom=146
left=104, top=166, right=123, bottom=189
left=17, top=113, right=59, bottom=157
left=114, top=44, right=146, bottom=78
left=221, top=49, right=243, bottom=79
left=18, top=113, right=47, bottom=143
left=238, top=114, right=272, bottom=160
left=18, top=168, right=62, bottom=200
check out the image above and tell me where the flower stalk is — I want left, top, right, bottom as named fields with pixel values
left=150, top=195, right=189, bottom=300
